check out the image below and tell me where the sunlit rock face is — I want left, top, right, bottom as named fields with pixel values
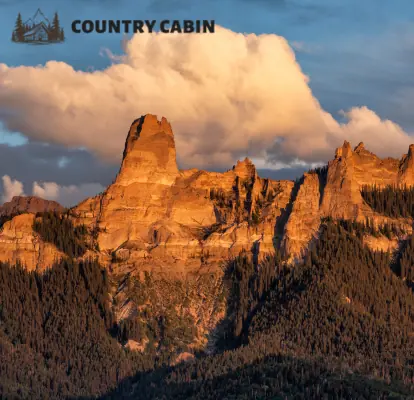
left=3, top=115, right=414, bottom=272
left=0, top=196, right=64, bottom=217
left=0, top=214, right=63, bottom=272
left=72, top=114, right=293, bottom=274
left=284, top=141, right=414, bottom=260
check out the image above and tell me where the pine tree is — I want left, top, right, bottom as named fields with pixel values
left=13, top=13, right=25, bottom=42
left=60, top=27, right=65, bottom=42
left=50, top=12, right=61, bottom=41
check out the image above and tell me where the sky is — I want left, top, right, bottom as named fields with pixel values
left=0, top=0, right=413, bottom=206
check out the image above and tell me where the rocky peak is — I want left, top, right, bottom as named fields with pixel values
left=398, top=144, right=414, bottom=185
left=408, top=144, right=414, bottom=158
left=233, top=157, right=257, bottom=180
left=334, top=140, right=352, bottom=159
left=116, top=114, right=179, bottom=186
left=354, top=142, right=365, bottom=153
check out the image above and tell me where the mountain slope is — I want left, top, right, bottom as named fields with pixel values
left=102, top=220, right=414, bottom=399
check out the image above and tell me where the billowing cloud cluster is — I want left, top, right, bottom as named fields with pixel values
left=1, top=175, right=104, bottom=206
left=33, top=181, right=105, bottom=206
left=0, top=26, right=412, bottom=169
left=2, top=175, right=25, bottom=202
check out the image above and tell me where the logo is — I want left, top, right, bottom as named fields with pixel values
left=12, top=8, right=65, bottom=44
left=71, top=20, right=215, bottom=35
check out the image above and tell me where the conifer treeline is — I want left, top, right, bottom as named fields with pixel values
left=395, top=234, right=414, bottom=283
left=33, top=211, right=88, bottom=258
left=361, top=184, right=414, bottom=218
left=219, top=251, right=282, bottom=347
left=0, top=259, right=165, bottom=398
left=322, top=216, right=407, bottom=239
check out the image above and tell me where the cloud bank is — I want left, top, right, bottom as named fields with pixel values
left=1, top=175, right=104, bottom=207
left=0, top=26, right=412, bottom=169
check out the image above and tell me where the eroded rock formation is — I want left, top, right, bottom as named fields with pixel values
left=283, top=140, right=414, bottom=259
left=2, top=115, right=414, bottom=354
left=72, top=114, right=294, bottom=275
left=1, top=116, right=414, bottom=272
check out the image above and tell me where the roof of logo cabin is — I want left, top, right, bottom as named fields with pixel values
left=23, top=22, right=49, bottom=37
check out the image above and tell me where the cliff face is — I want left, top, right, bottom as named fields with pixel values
left=282, top=173, right=321, bottom=262
left=72, top=114, right=293, bottom=275
left=320, top=141, right=414, bottom=219
left=283, top=140, right=414, bottom=259
left=0, top=197, right=64, bottom=271
left=0, top=214, right=64, bottom=272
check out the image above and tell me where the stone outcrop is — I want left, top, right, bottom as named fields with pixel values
left=71, top=120, right=414, bottom=267
left=320, top=141, right=414, bottom=219
left=72, top=114, right=294, bottom=274
left=0, top=198, right=64, bottom=271
left=282, top=173, right=321, bottom=262
left=0, top=196, right=64, bottom=217
left=0, top=214, right=64, bottom=272
left=283, top=140, right=414, bottom=259
left=362, top=235, right=401, bottom=253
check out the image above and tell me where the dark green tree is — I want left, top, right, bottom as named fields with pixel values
left=49, top=12, right=61, bottom=41
left=13, top=13, right=25, bottom=42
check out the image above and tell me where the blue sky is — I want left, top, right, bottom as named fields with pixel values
left=0, top=0, right=413, bottom=204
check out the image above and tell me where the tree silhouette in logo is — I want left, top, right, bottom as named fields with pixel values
left=49, top=12, right=65, bottom=42
left=11, top=13, right=25, bottom=42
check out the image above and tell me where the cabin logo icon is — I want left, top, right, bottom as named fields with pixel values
left=11, top=8, right=65, bottom=44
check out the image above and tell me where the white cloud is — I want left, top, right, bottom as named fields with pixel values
left=1, top=176, right=104, bottom=206
left=32, top=181, right=105, bottom=207
left=33, top=181, right=60, bottom=200
left=1, top=175, right=25, bottom=202
left=0, top=26, right=412, bottom=169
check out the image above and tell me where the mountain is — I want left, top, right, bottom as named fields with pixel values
left=2, top=114, right=412, bottom=272
left=1, top=114, right=414, bottom=398
left=24, top=8, right=50, bottom=27
left=0, top=195, right=63, bottom=218
left=71, top=114, right=293, bottom=276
